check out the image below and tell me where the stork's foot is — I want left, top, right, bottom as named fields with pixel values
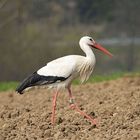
left=69, top=103, right=97, bottom=126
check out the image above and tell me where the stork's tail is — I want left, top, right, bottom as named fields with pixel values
left=16, top=72, right=38, bottom=94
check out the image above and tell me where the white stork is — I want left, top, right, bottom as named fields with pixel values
left=16, top=36, right=112, bottom=125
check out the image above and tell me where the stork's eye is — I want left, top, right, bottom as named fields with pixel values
left=89, top=38, right=93, bottom=41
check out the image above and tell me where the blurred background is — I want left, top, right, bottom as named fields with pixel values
left=0, top=0, right=140, bottom=81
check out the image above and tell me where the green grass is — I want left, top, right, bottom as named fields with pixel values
left=73, top=72, right=125, bottom=85
left=0, top=72, right=139, bottom=91
left=73, top=72, right=140, bottom=85
left=0, top=82, right=18, bottom=92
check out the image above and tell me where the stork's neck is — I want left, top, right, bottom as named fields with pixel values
left=81, top=44, right=95, bottom=60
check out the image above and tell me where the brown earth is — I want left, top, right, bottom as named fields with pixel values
left=0, top=76, right=140, bottom=140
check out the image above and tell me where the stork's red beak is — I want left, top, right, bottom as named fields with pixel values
left=93, top=42, right=113, bottom=57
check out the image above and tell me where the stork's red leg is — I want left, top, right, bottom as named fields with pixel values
left=68, top=87, right=97, bottom=125
left=51, top=91, right=59, bottom=125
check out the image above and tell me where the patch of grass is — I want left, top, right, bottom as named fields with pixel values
left=73, top=72, right=126, bottom=85
left=89, top=72, right=125, bottom=83
left=0, top=82, right=18, bottom=92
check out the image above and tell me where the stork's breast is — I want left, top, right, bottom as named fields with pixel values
left=77, top=61, right=94, bottom=83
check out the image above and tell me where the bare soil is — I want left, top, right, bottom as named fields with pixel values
left=0, top=76, right=140, bottom=140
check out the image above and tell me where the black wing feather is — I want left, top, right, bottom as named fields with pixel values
left=16, top=72, right=68, bottom=94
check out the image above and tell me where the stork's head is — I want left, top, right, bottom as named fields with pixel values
left=79, top=36, right=112, bottom=57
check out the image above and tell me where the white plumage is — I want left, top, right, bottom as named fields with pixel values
left=37, top=36, right=98, bottom=90
left=37, top=54, right=95, bottom=89
left=16, top=36, right=112, bottom=125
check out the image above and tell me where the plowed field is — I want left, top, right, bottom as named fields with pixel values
left=0, top=76, right=140, bottom=140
